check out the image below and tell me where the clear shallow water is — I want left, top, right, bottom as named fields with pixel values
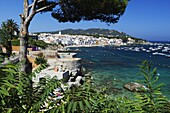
left=70, top=44, right=170, bottom=99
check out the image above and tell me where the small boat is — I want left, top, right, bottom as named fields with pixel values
left=142, top=49, right=146, bottom=51
left=146, top=50, right=151, bottom=52
left=152, top=52, right=159, bottom=55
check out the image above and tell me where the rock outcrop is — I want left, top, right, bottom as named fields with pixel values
left=124, top=82, right=148, bottom=92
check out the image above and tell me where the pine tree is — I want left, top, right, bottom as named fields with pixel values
left=19, top=0, right=129, bottom=74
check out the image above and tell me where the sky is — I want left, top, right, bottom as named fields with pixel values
left=0, top=0, right=170, bottom=41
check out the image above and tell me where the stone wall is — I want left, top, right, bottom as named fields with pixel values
left=56, top=58, right=81, bottom=71
left=29, top=50, right=58, bottom=58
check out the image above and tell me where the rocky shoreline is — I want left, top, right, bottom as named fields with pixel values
left=33, top=50, right=92, bottom=111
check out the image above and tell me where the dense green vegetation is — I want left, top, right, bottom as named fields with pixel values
left=1, top=37, right=48, bottom=49
left=35, top=53, right=47, bottom=65
left=0, top=19, right=19, bottom=57
left=0, top=63, right=60, bottom=113
left=134, top=61, right=170, bottom=112
left=11, top=40, right=20, bottom=46
left=0, top=60, right=169, bottom=113
left=28, top=38, right=49, bottom=49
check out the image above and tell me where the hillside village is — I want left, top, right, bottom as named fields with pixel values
left=36, top=31, right=146, bottom=47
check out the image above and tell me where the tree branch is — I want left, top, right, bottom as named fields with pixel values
left=24, top=0, right=59, bottom=26
left=24, top=0, right=38, bottom=26
left=24, top=0, right=29, bottom=18
left=28, top=0, right=43, bottom=9
left=35, top=3, right=57, bottom=13
left=31, top=0, right=39, bottom=11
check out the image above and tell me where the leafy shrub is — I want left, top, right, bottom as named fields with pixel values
left=35, top=40, right=48, bottom=49
left=29, top=39, right=49, bottom=49
left=11, top=40, right=20, bottom=46
left=0, top=64, right=60, bottom=113
left=40, top=61, right=170, bottom=113
left=1, top=60, right=169, bottom=113
left=0, top=53, right=4, bottom=62
left=133, top=61, right=170, bottom=113
left=35, top=52, right=47, bottom=65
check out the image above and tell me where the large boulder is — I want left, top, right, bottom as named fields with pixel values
left=124, top=82, right=148, bottom=92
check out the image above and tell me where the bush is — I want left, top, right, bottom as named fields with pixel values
left=1, top=60, right=169, bottom=113
left=35, top=40, right=48, bottom=49
left=35, top=53, right=47, bottom=65
left=0, top=64, right=60, bottom=113
left=133, top=61, right=170, bottom=113
left=11, top=40, right=20, bottom=46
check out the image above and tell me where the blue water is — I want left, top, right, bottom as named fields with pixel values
left=69, top=44, right=170, bottom=99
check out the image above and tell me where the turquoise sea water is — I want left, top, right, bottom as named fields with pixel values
left=69, top=43, right=170, bottom=99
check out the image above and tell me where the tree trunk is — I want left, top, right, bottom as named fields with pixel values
left=19, top=22, right=32, bottom=74
left=19, top=0, right=56, bottom=73
left=7, top=40, right=12, bottom=57
left=19, top=0, right=33, bottom=74
left=8, top=35, right=12, bottom=57
left=9, top=33, right=13, bottom=57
